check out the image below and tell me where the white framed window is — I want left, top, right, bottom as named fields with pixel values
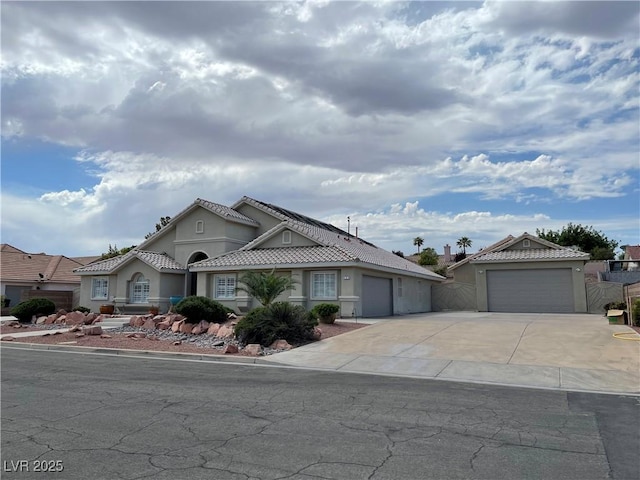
left=195, top=220, right=204, bottom=234
left=311, top=271, right=337, bottom=300
left=215, top=275, right=236, bottom=299
left=130, top=274, right=150, bottom=304
left=397, top=277, right=403, bottom=297
left=282, top=230, right=292, bottom=244
left=91, top=277, right=109, bottom=300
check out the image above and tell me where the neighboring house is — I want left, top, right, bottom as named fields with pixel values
left=75, top=196, right=444, bottom=317
left=447, top=233, right=590, bottom=313
left=0, top=244, right=97, bottom=309
left=600, top=245, right=640, bottom=284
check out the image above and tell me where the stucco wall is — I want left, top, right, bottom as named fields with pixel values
left=258, top=230, right=318, bottom=249
left=452, top=263, right=476, bottom=284
left=234, top=204, right=281, bottom=235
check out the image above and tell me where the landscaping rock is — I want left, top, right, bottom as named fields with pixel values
left=227, top=312, right=237, bottom=320
left=217, top=324, right=234, bottom=338
left=269, top=339, right=293, bottom=350
left=171, top=320, right=184, bottom=333
left=143, top=318, right=156, bottom=330
left=100, top=334, right=112, bottom=339
left=191, top=325, right=203, bottom=335
left=132, top=316, right=145, bottom=328
left=54, top=316, right=65, bottom=324
left=206, top=323, right=220, bottom=336
left=173, top=341, right=182, bottom=346
left=222, top=344, right=238, bottom=354
left=66, top=311, right=86, bottom=325
left=179, top=322, right=193, bottom=334
left=133, top=332, right=146, bottom=339
left=312, top=327, right=322, bottom=341
left=211, top=340, right=225, bottom=347
left=69, top=325, right=82, bottom=333
left=156, top=320, right=172, bottom=330
left=75, top=333, right=85, bottom=338
left=83, top=326, right=103, bottom=336
left=2, top=336, right=15, bottom=341
left=36, top=316, right=47, bottom=325
left=244, top=344, right=262, bottom=356
left=85, top=312, right=98, bottom=324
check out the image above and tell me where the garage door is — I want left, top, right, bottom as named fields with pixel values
left=362, top=275, right=393, bottom=317
left=487, top=269, right=574, bottom=313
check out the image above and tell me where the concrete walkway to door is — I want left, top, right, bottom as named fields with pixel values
left=263, top=312, right=640, bottom=394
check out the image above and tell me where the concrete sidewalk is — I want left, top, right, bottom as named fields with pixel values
left=262, top=312, right=640, bottom=394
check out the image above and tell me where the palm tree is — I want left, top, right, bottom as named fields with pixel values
left=413, top=236, right=424, bottom=254
left=236, top=269, right=297, bottom=306
left=457, top=236, right=472, bottom=255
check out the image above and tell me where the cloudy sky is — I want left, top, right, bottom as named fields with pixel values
left=2, top=1, right=639, bottom=258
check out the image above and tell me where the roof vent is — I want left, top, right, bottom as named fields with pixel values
left=523, top=239, right=531, bottom=248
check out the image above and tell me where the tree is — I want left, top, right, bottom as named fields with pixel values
left=536, top=223, right=618, bottom=260
left=100, top=244, right=136, bottom=260
left=392, top=250, right=405, bottom=258
left=456, top=236, right=472, bottom=255
left=413, top=236, right=424, bottom=254
left=418, top=247, right=439, bottom=266
left=145, top=216, right=172, bottom=239
left=236, top=270, right=297, bottom=306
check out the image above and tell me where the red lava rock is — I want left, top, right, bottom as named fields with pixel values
left=82, top=326, right=103, bottom=336
left=244, top=344, right=262, bottom=356
left=179, top=322, right=193, bottom=334
left=44, top=315, right=57, bottom=325
left=222, top=344, right=239, bottom=354
left=269, top=339, right=293, bottom=350
left=206, top=323, right=220, bottom=336
left=171, top=320, right=184, bottom=333
left=2, top=336, right=15, bottom=341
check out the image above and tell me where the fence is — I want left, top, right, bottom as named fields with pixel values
left=432, top=282, right=477, bottom=311
left=586, top=282, right=623, bottom=314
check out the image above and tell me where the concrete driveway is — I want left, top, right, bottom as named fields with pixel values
left=263, top=312, right=640, bottom=394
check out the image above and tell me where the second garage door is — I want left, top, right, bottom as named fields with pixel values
left=362, top=275, right=393, bottom=317
left=486, top=269, right=574, bottom=313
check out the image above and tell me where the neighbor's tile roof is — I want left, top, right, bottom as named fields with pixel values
left=625, top=245, right=640, bottom=260
left=74, top=250, right=185, bottom=274
left=472, top=248, right=590, bottom=262
left=1, top=244, right=84, bottom=284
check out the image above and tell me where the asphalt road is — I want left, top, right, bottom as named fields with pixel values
left=1, top=347, right=638, bottom=480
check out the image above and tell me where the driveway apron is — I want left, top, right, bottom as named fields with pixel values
left=263, top=312, right=640, bottom=394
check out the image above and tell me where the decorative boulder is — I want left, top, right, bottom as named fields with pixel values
left=191, top=325, right=203, bottom=335
left=179, top=322, right=193, bottom=334
left=269, top=339, right=293, bottom=351
left=217, top=325, right=234, bottom=338
left=143, top=318, right=156, bottom=330
left=312, top=327, right=322, bottom=341
left=206, top=323, right=220, bottom=336
left=244, top=344, right=262, bottom=356
left=83, top=326, right=103, bottom=336
left=156, top=320, right=172, bottom=330
left=171, top=320, right=184, bottom=333
left=65, top=311, right=86, bottom=325
left=222, top=344, right=238, bottom=354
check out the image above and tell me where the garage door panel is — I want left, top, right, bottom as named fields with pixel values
left=487, top=269, right=574, bottom=313
left=362, top=276, right=393, bottom=317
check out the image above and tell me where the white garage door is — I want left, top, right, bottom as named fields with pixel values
left=487, top=269, right=574, bottom=313
left=362, top=275, right=393, bottom=317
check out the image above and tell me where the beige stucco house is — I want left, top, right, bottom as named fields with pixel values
left=75, top=196, right=444, bottom=317
left=448, top=233, right=590, bottom=313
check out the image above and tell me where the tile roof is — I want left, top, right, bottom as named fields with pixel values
left=0, top=244, right=84, bottom=284
left=472, top=248, right=590, bottom=262
left=195, top=198, right=260, bottom=226
left=192, top=246, right=355, bottom=268
left=625, top=245, right=640, bottom=260
left=74, top=250, right=185, bottom=274
left=193, top=215, right=443, bottom=280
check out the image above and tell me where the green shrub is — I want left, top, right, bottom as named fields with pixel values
left=604, top=301, right=627, bottom=312
left=632, top=299, right=640, bottom=327
left=311, top=303, right=340, bottom=318
left=74, top=306, right=91, bottom=314
left=174, top=296, right=227, bottom=324
left=234, top=302, right=318, bottom=347
left=10, top=297, right=56, bottom=323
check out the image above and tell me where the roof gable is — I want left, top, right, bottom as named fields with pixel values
left=1, top=245, right=84, bottom=283
left=135, top=198, right=259, bottom=250
left=624, top=245, right=640, bottom=260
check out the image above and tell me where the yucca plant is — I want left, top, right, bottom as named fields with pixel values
left=236, top=269, right=297, bottom=306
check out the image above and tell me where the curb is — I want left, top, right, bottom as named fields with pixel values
left=0, top=342, right=264, bottom=364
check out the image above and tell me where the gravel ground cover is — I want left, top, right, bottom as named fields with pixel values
left=4, top=321, right=368, bottom=356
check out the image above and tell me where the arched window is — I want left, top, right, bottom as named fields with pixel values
left=130, top=273, right=150, bottom=304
